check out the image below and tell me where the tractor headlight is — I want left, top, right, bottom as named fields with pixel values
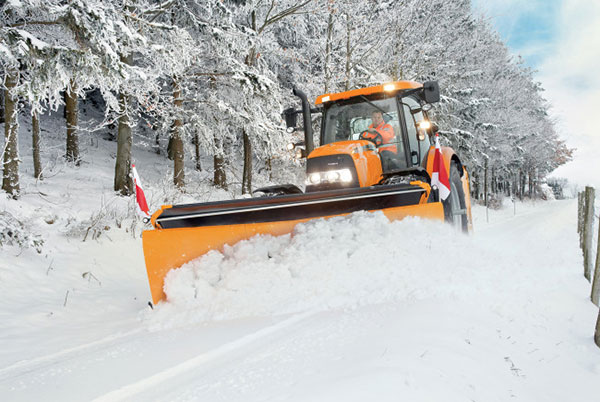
left=287, top=142, right=295, bottom=151
left=308, top=172, right=321, bottom=185
left=305, top=168, right=353, bottom=185
left=339, top=169, right=353, bottom=182
left=326, top=171, right=340, bottom=182
left=418, top=120, right=431, bottom=130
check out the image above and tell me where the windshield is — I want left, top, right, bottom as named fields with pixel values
left=322, top=95, right=408, bottom=171
left=322, top=96, right=400, bottom=145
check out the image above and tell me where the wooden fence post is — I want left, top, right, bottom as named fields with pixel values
left=582, top=187, right=595, bottom=282
left=578, top=192, right=584, bottom=248
left=595, top=308, right=600, bottom=348
left=592, top=215, right=600, bottom=306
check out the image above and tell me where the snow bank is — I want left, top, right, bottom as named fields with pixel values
left=144, top=209, right=564, bottom=329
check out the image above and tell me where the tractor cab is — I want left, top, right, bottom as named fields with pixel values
left=284, top=81, right=440, bottom=191
left=318, top=82, right=436, bottom=173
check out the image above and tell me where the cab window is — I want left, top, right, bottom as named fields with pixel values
left=322, top=96, right=400, bottom=144
left=402, top=96, right=431, bottom=166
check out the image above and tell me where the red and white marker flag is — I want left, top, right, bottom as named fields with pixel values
left=131, top=164, right=150, bottom=217
left=431, top=134, right=451, bottom=201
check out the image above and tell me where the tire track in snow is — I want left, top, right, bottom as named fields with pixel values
left=91, top=311, right=316, bottom=402
left=0, top=328, right=144, bottom=381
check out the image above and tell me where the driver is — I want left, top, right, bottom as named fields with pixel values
left=361, top=110, right=396, bottom=153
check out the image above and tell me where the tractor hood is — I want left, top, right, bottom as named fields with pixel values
left=307, top=140, right=375, bottom=159
left=306, top=140, right=383, bottom=191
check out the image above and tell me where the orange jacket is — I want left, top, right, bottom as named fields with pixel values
left=364, top=122, right=396, bottom=153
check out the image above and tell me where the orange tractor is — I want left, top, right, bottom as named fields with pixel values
left=142, top=81, right=472, bottom=304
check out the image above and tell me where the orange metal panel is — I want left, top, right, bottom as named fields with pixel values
left=307, top=141, right=360, bottom=158
left=315, top=81, right=422, bottom=105
left=307, top=140, right=383, bottom=187
left=142, top=201, right=444, bottom=304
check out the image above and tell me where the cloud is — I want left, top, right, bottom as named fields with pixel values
left=537, top=0, right=600, bottom=188
left=472, top=0, right=600, bottom=188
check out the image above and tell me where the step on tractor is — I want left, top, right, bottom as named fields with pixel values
left=142, top=80, right=473, bottom=304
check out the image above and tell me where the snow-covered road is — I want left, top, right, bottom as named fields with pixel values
left=1, top=200, right=599, bottom=401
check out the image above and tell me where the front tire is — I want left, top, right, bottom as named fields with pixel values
left=443, top=161, right=468, bottom=232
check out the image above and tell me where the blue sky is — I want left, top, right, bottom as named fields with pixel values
left=475, top=0, right=562, bottom=68
left=472, top=0, right=600, bottom=189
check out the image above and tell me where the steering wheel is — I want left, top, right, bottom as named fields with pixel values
left=359, top=129, right=384, bottom=147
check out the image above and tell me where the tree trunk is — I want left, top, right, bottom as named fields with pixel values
left=242, top=130, right=252, bottom=194
left=2, top=70, right=20, bottom=197
left=213, top=135, right=227, bottom=190
left=591, top=215, right=600, bottom=306
left=324, top=12, right=334, bottom=93
left=472, top=172, right=479, bottom=200
left=0, top=89, right=4, bottom=124
left=344, top=13, right=352, bottom=91
left=194, top=133, right=202, bottom=171
left=520, top=170, right=525, bottom=200
left=167, top=134, right=175, bottom=160
left=114, top=91, right=133, bottom=195
left=65, top=79, right=79, bottom=164
left=172, top=77, right=184, bottom=188
left=32, top=110, right=42, bottom=180
left=154, top=132, right=161, bottom=155
left=484, top=161, right=488, bottom=209
left=240, top=13, right=259, bottom=194
left=213, top=156, right=227, bottom=190
left=63, top=91, right=67, bottom=120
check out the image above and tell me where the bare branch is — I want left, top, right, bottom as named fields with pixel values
left=8, top=20, right=62, bottom=28
left=257, top=0, right=312, bottom=34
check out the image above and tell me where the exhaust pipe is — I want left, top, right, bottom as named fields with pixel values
left=292, top=87, right=314, bottom=155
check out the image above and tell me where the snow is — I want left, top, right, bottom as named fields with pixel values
left=16, top=29, right=50, bottom=50
left=148, top=211, right=535, bottom=327
left=2, top=192, right=599, bottom=401
left=1, top=108, right=599, bottom=401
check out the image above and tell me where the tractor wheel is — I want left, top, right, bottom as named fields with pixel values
left=443, top=161, right=468, bottom=232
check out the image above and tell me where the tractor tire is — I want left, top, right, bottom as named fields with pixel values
left=443, top=161, right=468, bottom=232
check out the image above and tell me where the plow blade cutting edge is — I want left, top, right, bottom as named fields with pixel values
left=142, top=181, right=443, bottom=304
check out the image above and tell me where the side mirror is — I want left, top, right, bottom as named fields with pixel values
left=283, top=107, right=298, bottom=128
left=422, top=81, right=440, bottom=104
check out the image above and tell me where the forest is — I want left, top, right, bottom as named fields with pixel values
left=1, top=0, right=573, bottom=201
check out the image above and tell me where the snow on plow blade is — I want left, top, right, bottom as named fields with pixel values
left=142, top=182, right=443, bottom=304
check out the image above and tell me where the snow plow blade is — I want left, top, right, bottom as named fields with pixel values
left=142, top=181, right=443, bottom=304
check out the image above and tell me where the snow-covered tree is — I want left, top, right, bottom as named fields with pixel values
left=1, top=0, right=571, bottom=201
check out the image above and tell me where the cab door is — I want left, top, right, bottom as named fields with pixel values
left=400, top=96, right=432, bottom=167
